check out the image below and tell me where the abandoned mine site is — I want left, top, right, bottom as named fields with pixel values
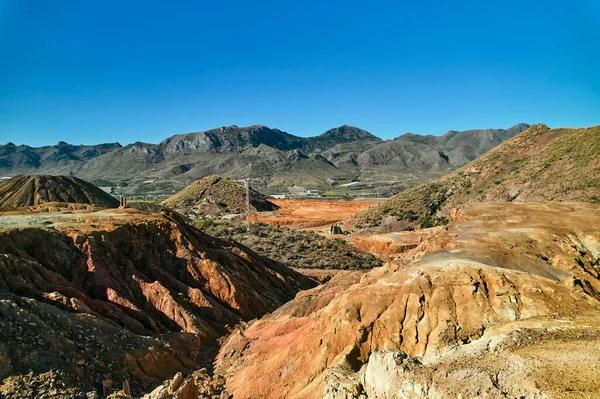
left=2, top=1, right=600, bottom=398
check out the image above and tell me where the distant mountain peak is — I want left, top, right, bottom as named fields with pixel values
left=319, top=125, right=379, bottom=140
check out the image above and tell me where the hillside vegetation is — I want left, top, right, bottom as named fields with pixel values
left=197, top=219, right=382, bottom=272
left=353, top=124, right=600, bottom=227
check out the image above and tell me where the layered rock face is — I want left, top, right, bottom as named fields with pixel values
left=0, top=208, right=315, bottom=396
left=217, top=202, right=600, bottom=398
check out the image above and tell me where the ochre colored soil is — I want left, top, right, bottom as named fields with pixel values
left=255, top=199, right=378, bottom=228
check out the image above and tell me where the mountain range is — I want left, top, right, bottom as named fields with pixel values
left=0, top=123, right=530, bottom=197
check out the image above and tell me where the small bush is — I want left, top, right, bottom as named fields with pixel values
left=436, top=216, right=449, bottom=225
left=417, top=215, right=435, bottom=228
left=195, top=218, right=215, bottom=230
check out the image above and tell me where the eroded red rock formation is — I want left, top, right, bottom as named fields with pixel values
left=0, top=208, right=315, bottom=396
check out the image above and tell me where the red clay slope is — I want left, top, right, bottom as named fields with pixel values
left=0, top=207, right=315, bottom=396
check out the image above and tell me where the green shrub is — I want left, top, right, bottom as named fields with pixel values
left=195, top=218, right=214, bottom=230
left=417, top=215, right=435, bottom=228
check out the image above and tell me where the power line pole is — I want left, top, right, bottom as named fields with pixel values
left=246, top=178, right=251, bottom=234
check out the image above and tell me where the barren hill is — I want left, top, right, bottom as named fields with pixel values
left=353, top=124, right=600, bottom=228
left=161, top=175, right=279, bottom=215
left=0, top=207, right=315, bottom=397
left=216, top=202, right=600, bottom=398
left=0, top=175, right=119, bottom=209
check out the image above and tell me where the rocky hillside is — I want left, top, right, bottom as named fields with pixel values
left=216, top=202, right=600, bottom=398
left=0, top=124, right=528, bottom=196
left=353, top=124, right=600, bottom=228
left=0, top=175, right=120, bottom=209
left=161, top=175, right=279, bottom=215
left=0, top=207, right=315, bottom=397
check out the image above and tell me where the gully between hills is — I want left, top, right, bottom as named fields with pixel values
left=2, top=202, right=600, bottom=398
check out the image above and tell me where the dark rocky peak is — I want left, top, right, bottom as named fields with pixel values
left=318, top=125, right=381, bottom=141
left=302, top=125, right=381, bottom=153
left=97, top=142, right=123, bottom=149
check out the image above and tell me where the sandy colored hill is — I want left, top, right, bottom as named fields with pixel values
left=352, top=124, right=600, bottom=229
left=0, top=175, right=119, bottom=209
left=161, top=175, right=278, bottom=215
left=216, top=202, right=600, bottom=399
left=0, top=207, right=315, bottom=397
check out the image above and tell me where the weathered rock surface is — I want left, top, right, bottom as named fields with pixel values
left=217, top=202, right=600, bottom=398
left=140, top=372, right=198, bottom=399
left=0, top=207, right=315, bottom=397
left=0, top=174, right=120, bottom=209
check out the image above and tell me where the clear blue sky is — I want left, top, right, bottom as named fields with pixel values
left=1, top=0, right=599, bottom=146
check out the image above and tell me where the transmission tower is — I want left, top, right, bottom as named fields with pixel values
left=246, top=178, right=251, bottom=234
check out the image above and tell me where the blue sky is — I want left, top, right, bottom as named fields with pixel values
left=1, top=0, right=599, bottom=146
